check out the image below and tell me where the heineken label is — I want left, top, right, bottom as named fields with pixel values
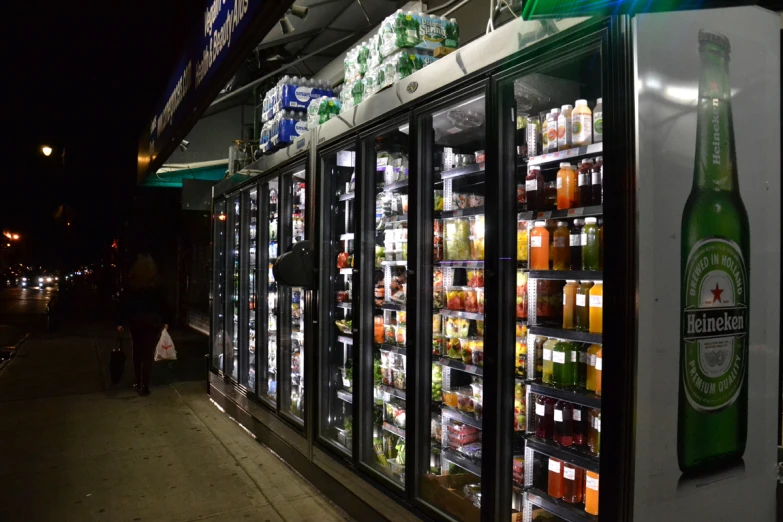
left=682, top=237, right=748, bottom=412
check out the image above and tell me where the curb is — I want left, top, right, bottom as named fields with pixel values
left=0, top=332, right=31, bottom=376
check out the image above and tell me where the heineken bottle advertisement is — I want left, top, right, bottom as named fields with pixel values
left=633, top=7, right=780, bottom=521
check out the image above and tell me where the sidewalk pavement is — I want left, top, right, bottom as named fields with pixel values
left=0, top=317, right=351, bottom=522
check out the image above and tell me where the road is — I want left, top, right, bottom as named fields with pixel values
left=0, top=287, right=53, bottom=331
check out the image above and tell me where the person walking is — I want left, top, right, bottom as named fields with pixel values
left=116, top=254, right=168, bottom=396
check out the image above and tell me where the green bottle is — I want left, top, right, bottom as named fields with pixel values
left=678, top=31, right=749, bottom=474
left=581, top=217, right=600, bottom=270
left=552, top=340, right=573, bottom=388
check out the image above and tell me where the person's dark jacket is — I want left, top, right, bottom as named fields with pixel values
left=116, top=286, right=169, bottom=327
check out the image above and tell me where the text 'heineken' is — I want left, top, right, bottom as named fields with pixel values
left=678, top=30, right=749, bottom=473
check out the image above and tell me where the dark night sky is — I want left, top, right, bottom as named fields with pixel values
left=1, top=1, right=200, bottom=268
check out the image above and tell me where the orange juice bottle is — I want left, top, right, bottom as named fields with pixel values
left=588, top=281, right=603, bottom=333
left=586, top=343, right=600, bottom=391
left=585, top=471, right=599, bottom=515
left=552, top=222, right=570, bottom=270
left=595, top=345, right=602, bottom=396
left=562, top=280, right=577, bottom=330
left=556, top=163, right=576, bottom=210
left=530, top=221, right=550, bottom=270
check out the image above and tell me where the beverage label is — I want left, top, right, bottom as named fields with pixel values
left=554, top=237, right=566, bottom=247
left=592, top=171, right=602, bottom=185
left=581, top=232, right=588, bottom=245
left=586, top=475, right=599, bottom=490
left=576, top=294, right=586, bottom=307
left=548, top=459, right=561, bottom=473
left=554, top=408, right=563, bottom=422
left=570, top=233, right=581, bottom=246
left=552, top=351, right=566, bottom=364
left=572, top=114, right=593, bottom=145
left=589, top=294, right=603, bottom=308
left=578, top=173, right=588, bottom=187
left=571, top=350, right=577, bottom=362
left=543, top=348, right=552, bottom=361
left=573, top=408, right=582, bottom=421
left=536, top=403, right=545, bottom=416
left=589, top=354, right=596, bottom=367
left=682, top=238, right=748, bottom=411
left=525, top=179, right=538, bottom=192
left=556, top=177, right=563, bottom=189
left=594, top=113, right=603, bottom=141
left=595, top=417, right=601, bottom=432
left=530, top=236, right=542, bottom=248
left=595, top=357, right=602, bottom=371
left=547, top=122, right=558, bottom=149
left=564, top=466, right=576, bottom=480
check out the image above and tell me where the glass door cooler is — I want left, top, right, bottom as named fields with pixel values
left=417, top=89, right=488, bottom=522
left=260, top=178, right=280, bottom=406
left=212, top=200, right=227, bottom=372
left=226, top=194, right=242, bottom=380
left=317, top=141, right=358, bottom=455
left=240, top=187, right=259, bottom=392
left=358, top=120, right=412, bottom=490
left=498, top=42, right=605, bottom=522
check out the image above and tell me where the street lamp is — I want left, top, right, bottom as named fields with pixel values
left=41, top=145, right=53, bottom=157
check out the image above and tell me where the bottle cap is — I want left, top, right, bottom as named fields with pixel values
left=561, top=104, right=573, bottom=111
left=529, top=165, right=540, bottom=171
left=534, top=221, right=547, bottom=227
left=573, top=219, right=582, bottom=225
left=585, top=217, right=597, bottom=224
left=566, top=280, right=577, bottom=283
left=557, top=221, right=567, bottom=227
left=596, top=97, right=603, bottom=104
left=594, top=280, right=602, bottom=284
left=560, top=162, right=571, bottom=168
left=699, top=30, right=730, bottom=53
left=551, top=108, right=559, bottom=113
left=575, top=99, right=588, bottom=106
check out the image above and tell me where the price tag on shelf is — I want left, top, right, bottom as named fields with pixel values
left=567, top=208, right=584, bottom=217
left=537, top=211, right=552, bottom=219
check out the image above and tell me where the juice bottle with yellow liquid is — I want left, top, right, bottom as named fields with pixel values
left=575, top=281, right=593, bottom=332
left=595, top=345, right=602, bottom=396
left=542, top=337, right=558, bottom=384
left=588, top=281, right=603, bottom=334
left=552, top=221, right=570, bottom=270
left=562, top=280, right=577, bottom=329
left=556, top=163, right=576, bottom=210
left=586, top=343, right=601, bottom=391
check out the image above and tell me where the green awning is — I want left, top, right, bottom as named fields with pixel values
left=142, top=160, right=228, bottom=188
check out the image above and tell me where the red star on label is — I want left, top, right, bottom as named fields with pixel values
left=711, top=283, right=724, bottom=303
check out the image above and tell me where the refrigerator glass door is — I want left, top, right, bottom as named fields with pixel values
left=280, top=168, right=307, bottom=423
left=212, top=200, right=227, bottom=372
left=418, top=92, right=487, bottom=521
left=360, top=125, right=411, bottom=489
left=242, top=188, right=259, bottom=390
left=264, top=179, right=280, bottom=406
left=318, top=144, right=358, bottom=457
left=503, top=48, right=604, bottom=521
left=226, top=195, right=241, bottom=380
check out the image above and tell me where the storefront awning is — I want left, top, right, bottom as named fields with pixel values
left=142, top=159, right=228, bottom=188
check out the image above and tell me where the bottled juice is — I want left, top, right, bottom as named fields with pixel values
left=575, top=343, right=588, bottom=388
left=571, top=99, right=592, bottom=147
left=582, top=217, right=600, bottom=270
left=595, top=346, right=603, bottom=396
left=562, top=280, right=577, bottom=329
left=552, top=340, right=573, bottom=388
left=593, top=97, right=603, bottom=143
left=585, top=471, right=599, bottom=515
left=534, top=336, right=546, bottom=379
left=562, top=463, right=584, bottom=504
left=575, top=281, right=593, bottom=332
left=553, top=400, right=573, bottom=447
left=535, top=395, right=555, bottom=439
left=572, top=405, right=585, bottom=446
left=595, top=411, right=601, bottom=456
left=556, top=163, right=576, bottom=210
left=587, top=408, right=599, bottom=455
left=547, top=458, right=564, bottom=499
left=589, top=281, right=603, bottom=334
left=373, top=316, right=384, bottom=344
left=577, top=159, right=593, bottom=207
left=557, top=104, right=573, bottom=151
left=547, top=108, right=560, bottom=153
left=569, top=341, right=579, bottom=387
left=586, top=344, right=601, bottom=391
left=530, top=221, right=550, bottom=270
left=591, top=157, right=603, bottom=205
left=542, top=338, right=557, bottom=384
left=569, top=220, right=582, bottom=270
left=544, top=181, right=557, bottom=210
left=517, top=221, right=529, bottom=263
left=552, top=221, right=570, bottom=270
left=525, top=165, right=544, bottom=211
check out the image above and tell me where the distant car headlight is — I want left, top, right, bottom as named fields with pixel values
left=38, top=278, right=44, bottom=282
left=46, top=277, right=52, bottom=283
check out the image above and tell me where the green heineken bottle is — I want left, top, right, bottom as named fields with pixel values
left=678, top=30, right=749, bottom=473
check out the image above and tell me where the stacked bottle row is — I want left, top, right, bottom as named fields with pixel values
left=562, top=280, right=602, bottom=334
left=523, top=157, right=603, bottom=211
left=526, top=99, right=603, bottom=157
left=528, top=218, right=603, bottom=271
left=534, top=337, right=603, bottom=393
left=534, top=395, right=601, bottom=455
left=542, top=457, right=600, bottom=516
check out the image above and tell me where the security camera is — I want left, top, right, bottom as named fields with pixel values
left=179, top=140, right=190, bottom=152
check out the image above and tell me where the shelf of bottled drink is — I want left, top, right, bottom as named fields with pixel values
left=527, top=487, right=598, bottom=522
left=526, top=142, right=603, bottom=168
left=517, top=204, right=603, bottom=222
left=526, top=436, right=600, bottom=474
left=528, top=382, right=601, bottom=410
left=528, top=326, right=602, bottom=345
left=528, top=270, right=602, bottom=281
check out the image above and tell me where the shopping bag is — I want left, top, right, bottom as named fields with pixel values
left=109, top=336, right=126, bottom=385
left=155, top=329, right=177, bottom=361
